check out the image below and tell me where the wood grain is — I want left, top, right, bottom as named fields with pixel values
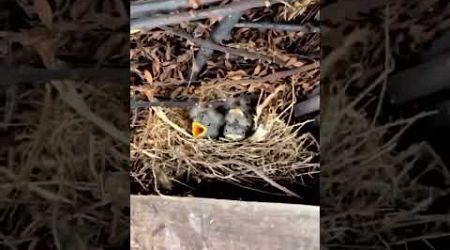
left=131, top=195, right=319, bottom=250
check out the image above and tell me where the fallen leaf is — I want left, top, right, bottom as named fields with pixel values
left=293, top=61, right=305, bottom=67
left=188, top=0, right=201, bottom=9
left=34, top=0, right=53, bottom=29
left=33, top=39, right=56, bottom=67
left=177, top=52, right=191, bottom=63
left=225, top=60, right=232, bottom=70
left=144, top=70, right=153, bottom=84
left=227, top=70, right=247, bottom=77
left=95, top=33, right=125, bottom=63
left=286, top=57, right=298, bottom=67
left=253, top=65, right=262, bottom=75
left=69, top=0, right=93, bottom=20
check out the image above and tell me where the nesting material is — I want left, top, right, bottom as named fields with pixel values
left=320, top=1, right=450, bottom=247
left=131, top=104, right=319, bottom=196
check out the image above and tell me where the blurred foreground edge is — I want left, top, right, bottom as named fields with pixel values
left=130, top=195, right=320, bottom=250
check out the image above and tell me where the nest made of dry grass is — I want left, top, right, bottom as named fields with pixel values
left=321, top=1, right=450, bottom=248
left=131, top=2, right=321, bottom=197
left=131, top=103, right=319, bottom=196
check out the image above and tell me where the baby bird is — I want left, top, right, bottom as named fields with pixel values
left=224, top=95, right=254, bottom=141
left=189, top=104, right=224, bottom=139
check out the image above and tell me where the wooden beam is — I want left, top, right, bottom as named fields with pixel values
left=131, top=195, right=319, bottom=250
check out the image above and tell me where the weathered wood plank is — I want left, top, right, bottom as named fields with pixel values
left=131, top=195, right=319, bottom=250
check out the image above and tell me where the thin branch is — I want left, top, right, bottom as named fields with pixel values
left=256, top=61, right=319, bottom=81
left=52, top=81, right=129, bottom=145
left=206, top=61, right=319, bottom=85
left=190, top=12, right=244, bottom=79
left=130, top=96, right=228, bottom=109
left=131, top=99, right=198, bottom=109
left=2, top=84, right=18, bottom=129
left=387, top=49, right=450, bottom=104
left=0, top=66, right=129, bottom=85
left=131, top=0, right=223, bottom=19
left=294, top=94, right=319, bottom=117
left=131, top=63, right=319, bottom=110
left=162, top=26, right=285, bottom=65
left=33, top=54, right=128, bottom=145
left=235, top=22, right=320, bottom=32
left=218, top=160, right=301, bottom=198
left=131, top=0, right=272, bottom=30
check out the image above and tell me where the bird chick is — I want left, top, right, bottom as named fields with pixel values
left=189, top=104, right=224, bottom=139
left=224, top=96, right=253, bottom=141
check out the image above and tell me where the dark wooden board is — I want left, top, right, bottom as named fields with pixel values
left=131, top=195, right=319, bottom=250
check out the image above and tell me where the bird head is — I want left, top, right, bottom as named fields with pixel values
left=192, top=121, right=208, bottom=138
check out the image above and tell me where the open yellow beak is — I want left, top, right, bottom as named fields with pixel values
left=192, top=121, right=207, bottom=138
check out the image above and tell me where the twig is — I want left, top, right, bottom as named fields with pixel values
left=190, top=12, right=243, bottom=80
left=0, top=66, right=129, bottom=85
left=259, top=62, right=319, bottom=81
left=218, top=160, right=301, bottom=198
left=52, top=81, right=129, bottom=145
left=2, top=84, right=18, bottom=129
left=153, top=107, right=193, bottom=138
left=254, top=84, right=285, bottom=127
left=131, top=0, right=272, bottom=30
left=162, top=26, right=285, bottom=65
left=131, top=63, right=319, bottom=110
left=372, top=4, right=391, bottom=126
left=131, top=96, right=231, bottom=109
left=203, top=61, right=319, bottom=86
left=132, top=62, right=319, bottom=109
left=235, top=22, right=320, bottom=32
left=131, top=99, right=198, bottom=109
left=131, top=143, right=162, bottom=159
left=387, top=49, right=450, bottom=104
left=131, top=0, right=223, bottom=19
left=33, top=45, right=128, bottom=145
left=294, top=94, right=319, bottom=117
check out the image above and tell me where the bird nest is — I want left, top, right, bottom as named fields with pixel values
left=321, top=1, right=450, bottom=248
left=130, top=1, right=320, bottom=197
left=131, top=89, right=319, bottom=197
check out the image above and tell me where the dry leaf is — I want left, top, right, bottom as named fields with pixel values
left=253, top=65, right=262, bottom=75
left=69, top=0, right=93, bottom=20
left=34, top=0, right=53, bottom=29
left=293, top=61, right=304, bottom=67
left=286, top=57, right=298, bottom=67
left=177, top=52, right=191, bottom=63
left=188, top=0, right=201, bottom=9
left=33, top=39, right=56, bottom=68
left=130, top=29, right=141, bottom=34
left=225, top=60, right=232, bottom=70
left=144, top=70, right=153, bottom=84
left=95, top=33, right=124, bottom=63
left=227, top=70, right=247, bottom=77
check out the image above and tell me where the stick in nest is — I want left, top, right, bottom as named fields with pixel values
left=162, top=26, right=285, bottom=65
left=152, top=107, right=193, bottom=138
left=254, top=85, right=286, bottom=127
left=190, top=12, right=244, bottom=80
left=131, top=0, right=272, bottom=30
left=216, top=160, right=301, bottom=198
left=235, top=22, right=320, bottom=33
left=210, top=61, right=320, bottom=86
left=131, top=0, right=223, bottom=19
